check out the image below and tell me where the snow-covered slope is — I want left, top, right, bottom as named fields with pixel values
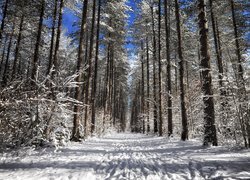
left=0, top=133, right=250, bottom=180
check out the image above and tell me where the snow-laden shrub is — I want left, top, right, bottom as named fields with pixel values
left=0, top=72, right=81, bottom=150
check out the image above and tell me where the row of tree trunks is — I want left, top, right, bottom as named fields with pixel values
left=0, top=0, right=128, bottom=143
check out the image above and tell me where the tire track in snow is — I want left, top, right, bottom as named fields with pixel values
left=93, top=134, right=184, bottom=179
left=1, top=133, right=250, bottom=180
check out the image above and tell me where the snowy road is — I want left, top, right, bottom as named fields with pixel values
left=1, top=133, right=250, bottom=180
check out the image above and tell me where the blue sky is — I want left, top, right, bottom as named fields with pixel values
left=126, top=0, right=137, bottom=53
left=127, top=0, right=137, bottom=26
left=62, top=0, right=137, bottom=52
left=62, top=8, right=79, bottom=35
left=62, top=1, right=137, bottom=33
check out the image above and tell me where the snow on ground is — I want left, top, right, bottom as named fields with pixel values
left=0, top=132, right=250, bottom=180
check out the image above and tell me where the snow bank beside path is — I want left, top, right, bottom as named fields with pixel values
left=0, top=133, right=250, bottom=180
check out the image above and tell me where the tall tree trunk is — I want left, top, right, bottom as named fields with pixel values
left=0, top=0, right=9, bottom=43
left=141, top=41, right=145, bottom=134
left=146, top=36, right=150, bottom=133
left=112, top=68, right=116, bottom=126
left=215, top=20, right=223, bottom=66
left=103, top=39, right=111, bottom=128
left=91, top=0, right=101, bottom=134
left=209, top=0, right=225, bottom=98
left=198, top=0, right=218, bottom=146
left=158, top=0, right=163, bottom=136
left=209, top=0, right=229, bottom=135
left=47, top=0, right=58, bottom=76
left=150, top=5, right=158, bottom=134
left=164, top=0, right=173, bottom=137
left=81, top=29, right=89, bottom=100
left=230, top=0, right=244, bottom=82
left=72, top=0, right=89, bottom=141
left=12, top=14, right=24, bottom=80
left=53, top=0, right=64, bottom=77
left=44, top=0, right=64, bottom=139
left=109, top=48, right=114, bottom=125
left=175, top=0, right=188, bottom=141
left=175, top=52, right=178, bottom=96
left=31, top=0, right=45, bottom=82
left=0, top=36, right=8, bottom=74
left=84, top=0, right=96, bottom=137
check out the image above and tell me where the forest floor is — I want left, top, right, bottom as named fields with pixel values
left=0, top=132, right=250, bottom=180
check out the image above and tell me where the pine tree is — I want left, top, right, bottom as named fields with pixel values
left=164, top=0, right=173, bottom=137
left=31, top=0, right=45, bottom=82
left=158, top=0, right=163, bottom=136
left=90, top=0, right=101, bottom=134
left=198, top=0, right=218, bottom=146
left=72, top=0, right=89, bottom=141
left=175, top=0, right=188, bottom=141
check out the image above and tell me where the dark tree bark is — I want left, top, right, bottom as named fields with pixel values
left=215, top=20, right=222, bottom=65
left=84, top=0, right=96, bottom=137
left=230, top=0, right=244, bottom=82
left=31, top=0, right=45, bottom=82
left=158, top=0, right=163, bottom=136
left=141, top=41, right=145, bottom=134
left=72, top=0, right=89, bottom=141
left=91, top=0, right=101, bottom=134
left=0, top=36, right=8, bottom=74
left=175, top=0, right=188, bottom=141
left=109, top=47, right=114, bottom=125
left=146, top=36, right=150, bottom=133
left=150, top=5, right=158, bottom=134
left=103, top=38, right=111, bottom=123
left=47, top=0, right=58, bottom=76
left=164, top=0, right=173, bottom=137
left=53, top=0, right=64, bottom=76
left=12, top=14, right=24, bottom=80
left=198, top=0, right=218, bottom=146
left=209, top=0, right=229, bottom=135
left=209, top=0, right=225, bottom=97
left=112, top=66, right=116, bottom=126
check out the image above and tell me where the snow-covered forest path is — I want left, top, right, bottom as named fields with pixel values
left=1, top=133, right=250, bottom=180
